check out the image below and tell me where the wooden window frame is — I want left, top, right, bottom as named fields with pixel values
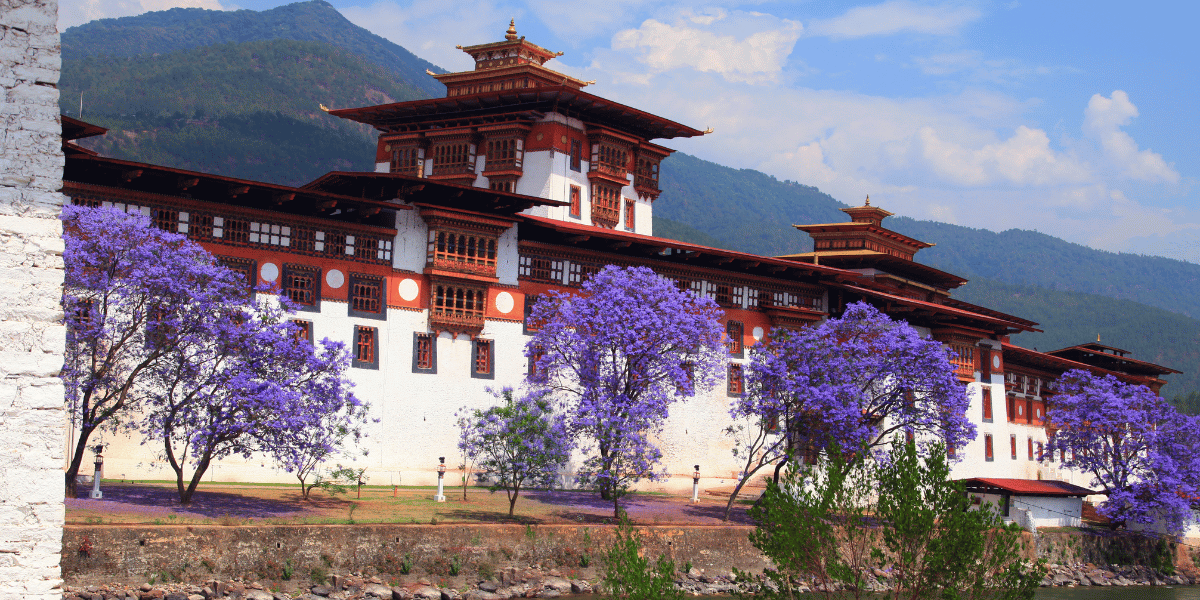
left=1010, top=434, right=1017, bottom=460
left=726, top=321, right=744, bottom=358
left=218, top=256, right=257, bottom=299
left=981, top=385, right=993, bottom=422
left=413, top=332, right=437, bottom=374
left=569, top=185, right=581, bottom=219
left=290, top=319, right=313, bottom=345
left=570, top=139, right=582, bottom=172
left=727, top=363, right=744, bottom=397
left=1027, top=437, right=1034, bottom=461
left=523, top=294, right=543, bottom=335
left=348, top=273, right=386, bottom=321
left=352, top=325, right=379, bottom=370
left=472, top=339, right=495, bottom=380
left=282, top=264, right=320, bottom=313
left=984, top=434, right=994, bottom=462
left=624, top=198, right=635, bottom=231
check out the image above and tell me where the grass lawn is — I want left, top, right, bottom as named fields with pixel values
left=67, top=481, right=755, bottom=526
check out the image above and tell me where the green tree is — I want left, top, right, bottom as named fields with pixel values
left=601, top=513, right=683, bottom=600
left=744, top=439, right=1044, bottom=600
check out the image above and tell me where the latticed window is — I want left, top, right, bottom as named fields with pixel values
left=431, top=142, right=472, bottom=174
left=414, top=333, right=435, bottom=371
left=518, top=255, right=563, bottom=283
left=947, top=344, right=975, bottom=379
left=223, top=218, right=250, bottom=244
left=390, top=146, right=420, bottom=175
left=489, top=180, right=515, bottom=192
left=429, top=230, right=498, bottom=271
left=486, top=138, right=518, bottom=168
left=624, top=198, right=635, bottom=230
left=591, top=142, right=628, bottom=176
left=569, top=185, right=581, bottom=218
left=189, top=214, right=214, bottom=240
left=591, top=184, right=620, bottom=228
left=635, top=157, right=660, bottom=190
left=714, top=284, right=732, bottom=307
left=350, top=276, right=382, bottom=314
left=726, top=321, right=744, bottom=356
left=152, top=208, right=179, bottom=232
left=325, top=231, right=347, bottom=257
left=569, top=262, right=600, bottom=286
left=727, top=364, right=744, bottom=396
left=473, top=339, right=493, bottom=378
left=291, top=227, right=316, bottom=253
left=291, top=319, right=312, bottom=344
left=354, top=326, right=377, bottom=367
left=218, top=257, right=256, bottom=298
left=283, top=265, right=318, bottom=308
left=431, top=284, right=486, bottom=319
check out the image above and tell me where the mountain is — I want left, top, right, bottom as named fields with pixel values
left=60, top=2, right=1199, bottom=399
left=62, top=0, right=445, bottom=98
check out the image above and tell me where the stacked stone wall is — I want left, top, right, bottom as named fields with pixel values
left=0, top=0, right=66, bottom=598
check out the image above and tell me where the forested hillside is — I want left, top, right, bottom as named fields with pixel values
left=63, top=0, right=445, bottom=98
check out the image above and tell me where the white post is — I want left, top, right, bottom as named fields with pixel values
left=89, top=447, right=103, bottom=499
left=691, top=465, right=700, bottom=503
left=435, top=457, right=446, bottom=502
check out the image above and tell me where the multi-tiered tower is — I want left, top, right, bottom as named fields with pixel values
left=330, top=21, right=705, bottom=235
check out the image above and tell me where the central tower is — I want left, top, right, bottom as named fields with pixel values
left=329, top=21, right=708, bottom=235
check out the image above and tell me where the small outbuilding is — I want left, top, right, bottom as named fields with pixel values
left=959, top=478, right=1095, bottom=530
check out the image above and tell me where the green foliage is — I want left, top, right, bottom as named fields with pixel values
left=318, top=464, right=368, bottom=498
left=744, top=440, right=1044, bottom=600
left=62, top=0, right=445, bottom=97
left=601, top=513, right=683, bottom=600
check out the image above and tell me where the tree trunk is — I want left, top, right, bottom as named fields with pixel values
left=508, top=490, right=519, bottom=516
left=179, top=453, right=213, bottom=506
left=64, top=423, right=98, bottom=498
left=724, top=460, right=772, bottom=521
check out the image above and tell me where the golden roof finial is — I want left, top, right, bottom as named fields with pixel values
left=1097, top=333, right=1101, bottom=343
left=505, top=19, right=518, bottom=41
left=864, top=194, right=871, bottom=207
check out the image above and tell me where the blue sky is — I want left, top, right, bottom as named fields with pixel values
left=59, top=0, right=1200, bottom=264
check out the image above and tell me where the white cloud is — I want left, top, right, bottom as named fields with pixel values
left=1083, top=91, right=1179, bottom=184
left=806, top=0, right=983, bottom=39
left=607, top=11, right=802, bottom=84
left=914, top=124, right=1091, bottom=186
left=59, top=0, right=225, bottom=30
left=339, top=0, right=514, bottom=71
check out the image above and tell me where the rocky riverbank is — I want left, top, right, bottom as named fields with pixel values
left=60, top=560, right=1199, bottom=600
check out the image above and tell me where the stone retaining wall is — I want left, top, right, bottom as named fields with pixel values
left=61, top=524, right=769, bottom=587
left=0, top=0, right=67, bottom=598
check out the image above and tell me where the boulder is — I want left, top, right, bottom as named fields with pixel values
left=570, top=581, right=592, bottom=595
left=412, top=585, right=441, bottom=600
left=363, top=584, right=394, bottom=598
left=311, top=584, right=335, bottom=597
left=243, top=591, right=274, bottom=600
left=541, top=577, right=571, bottom=594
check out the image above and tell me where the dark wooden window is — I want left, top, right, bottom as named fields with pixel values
left=528, top=344, right=544, bottom=377
left=188, top=214, right=214, bottom=240
left=152, top=208, right=178, bottom=233
left=1025, top=399, right=1034, bottom=424
left=431, top=285, right=486, bottom=320
left=1010, top=435, right=1017, bottom=460
left=217, top=256, right=256, bottom=298
left=325, top=231, right=347, bottom=257
left=429, top=230, right=498, bottom=272
left=291, top=227, right=316, bottom=253
left=348, top=274, right=385, bottom=320
left=726, top=321, right=744, bottom=357
left=224, top=218, right=250, bottom=244
left=431, top=142, right=473, bottom=175
left=472, top=339, right=494, bottom=379
left=486, top=138, right=518, bottom=170
left=624, top=198, right=635, bottom=230
left=1027, top=437, right=1034, bottom=461
left=390, top=146, right=421, bottom=175
left=727, top=363, right=744, bottom=396
left=985, top=434, right=994, bottom=462
left=591, top=184, right=620, bottom=228
left=570, top=139, right=582, bottom=172
left=523, top=294, right=543, bottom=335
left=290, top=319, right=312, bottom=344
left=413, top=332, right=436, bottom=373
left=353, top=326, right=378, bottom=369
left=569, top=185, right=581, bottom=218
left=981, top=385, right=993, bottom=421
left=283, top=265, right=320, bottom=312
left=714, top=284, right=732, bottom=307
left=1037, top=441, right=1044, bottom=461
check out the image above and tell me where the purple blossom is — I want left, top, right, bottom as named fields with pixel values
left=1045, top=369, right=1200, bottom=534
left=734, top=301, right=974, bottom=470
left=526, top=265, right=725, bottom=516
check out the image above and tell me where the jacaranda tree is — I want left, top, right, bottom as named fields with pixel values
left=63, top=204, right=361, bottom=504
left=62, top=204, right=245, bottom=497
left=144, top=299, right=358, bottom=505
left=457, top=387, right=573, bottom=516
left=1045, top=369, right=1200, bottom=534
left=725, top=301, right=974, bottom=517
left=527, top=265, right=725, bottom=517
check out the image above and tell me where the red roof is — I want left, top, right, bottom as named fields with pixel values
left=840, top=284, right=1040, bottom=333
left=960, top=478, right=1095, bottom=496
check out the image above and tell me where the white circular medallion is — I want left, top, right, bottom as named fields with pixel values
left=752, top=326, right=764, bottom=341
left=398, top=278, right=419, bottom=302
left=325, top=269, right=344, bottom=289
left=259, top=262, right=278, bottom=282
left=495, top=291, right=514, bottom=314
left=992, top=355, right=1001, bottom=369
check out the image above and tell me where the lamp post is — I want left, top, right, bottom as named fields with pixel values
left=691, top=465, right=700, bottom=503
left=90, top=445, right=104, bottom=499
left=435, top=457, right=446, bottom=502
